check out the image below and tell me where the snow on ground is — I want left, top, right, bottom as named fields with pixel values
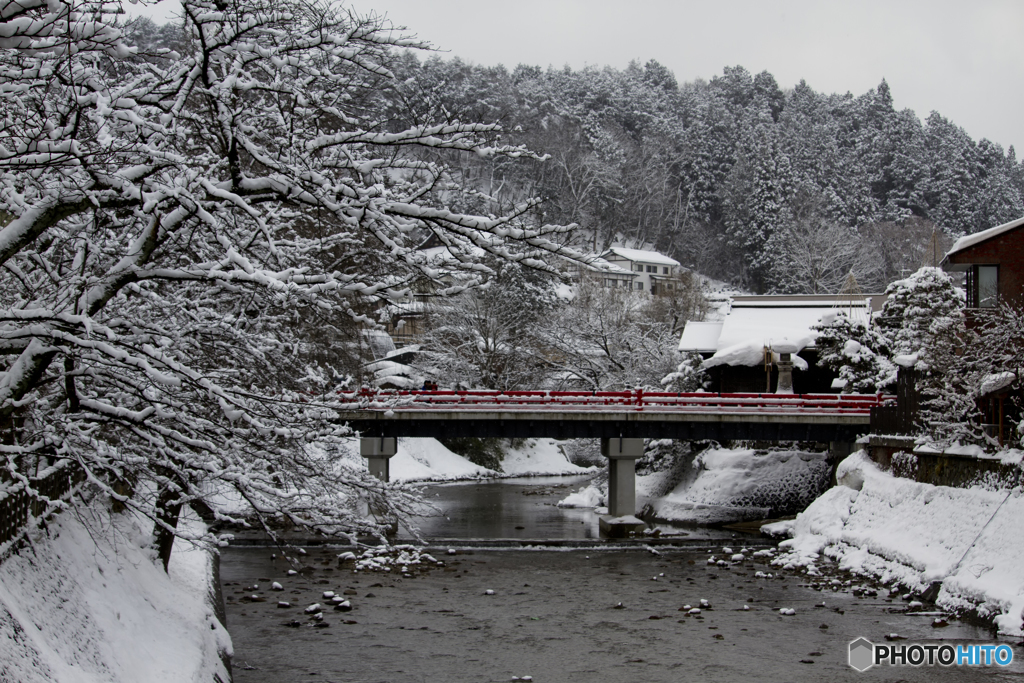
left=389, top=437, right=495, bottom=482
left=650, top=447, right=829, bottom=524
left=557, top=483, right=604, bottom=509
left=0, top=509, right=230, bottom=683
left=387, top=437, right=595, bottom=483
left=558, top=446, right=830, bottom=525
left=498, top=438, right=594, bottom=476
left=764, top=450, right=1024, bottom=636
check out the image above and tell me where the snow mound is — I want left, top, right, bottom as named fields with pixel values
left=389, top=438, right=595, bottom=483
left=557, top=482, right=604, bottom=508
left=769, top=450, right=1024, bottom=636
left=390, top=438, right=496, bottom=482
left=647, top=447, right=830, bottom=523
left=500, top=439, right=595, bottom=477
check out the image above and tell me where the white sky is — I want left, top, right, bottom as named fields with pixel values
left=132, top=0, right=1024, bottom=152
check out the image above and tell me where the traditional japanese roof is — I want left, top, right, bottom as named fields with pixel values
left=942, top=215, right=1024, bottom=265
left=678, top=321, right=724, bottom=353
left=601, top=247, right=681, bottom=267
left=679, top=295, right=881, bottom=367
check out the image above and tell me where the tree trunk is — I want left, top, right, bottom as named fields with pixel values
left=154, top=486, right=183, bottom=572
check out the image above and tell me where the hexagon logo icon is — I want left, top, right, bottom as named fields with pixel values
left=849, top=637, right=875, bottom=671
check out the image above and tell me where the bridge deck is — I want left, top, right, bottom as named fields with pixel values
left=336, top=390, right=881, bottom=441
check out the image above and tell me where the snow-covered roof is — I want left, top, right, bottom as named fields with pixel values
left=601, top=247, right=680, bottom=267
left=584, top=256, right=636, bottom=276
left=680, top=295, right=878, bottom=368
left=678, top=321, right=724, bottom=353
left=943, top=215, right=1024, bottom=264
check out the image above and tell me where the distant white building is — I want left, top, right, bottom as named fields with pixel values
left=599, top=247, right=681, bottom=294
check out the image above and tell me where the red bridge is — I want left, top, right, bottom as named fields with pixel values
left=338, top=389, right=883, bottom=534
left=335, top=389, right=883, bottom=442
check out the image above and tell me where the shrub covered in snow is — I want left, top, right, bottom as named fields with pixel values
left=813, top=311, right=895, bottom=393
left=876, top=267, right=963, bottom=367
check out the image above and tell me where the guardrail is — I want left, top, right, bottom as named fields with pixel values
left=341, top=389, right=884, bottom=414
left=0, top=463, right=85, bottom=555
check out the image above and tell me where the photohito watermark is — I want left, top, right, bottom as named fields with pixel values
left=848, top=637, right=1014, bottom=671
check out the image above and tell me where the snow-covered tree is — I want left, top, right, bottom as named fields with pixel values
left=919, top=305, right=1024, bottom=448
left=876, top=267, right=964, bottom=368
left=812, top=311, right=894, bottom=393
left=0, top=0, right=582, bottom=565
left=543, top=276, right=685, bottom=391
left=416, top=260, right=561, bottom=390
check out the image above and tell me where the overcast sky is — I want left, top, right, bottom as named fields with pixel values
left=133, top=0, right=1024, bottom=152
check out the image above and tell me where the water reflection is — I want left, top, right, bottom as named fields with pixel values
left=397, top=475, right=738, bottom=541
left=399, top=475, right=602, bottom=539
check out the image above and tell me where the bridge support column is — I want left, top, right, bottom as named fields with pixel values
left=599, top=438, right=647, bottom=538
left=361, top=437, right=398, bottom=482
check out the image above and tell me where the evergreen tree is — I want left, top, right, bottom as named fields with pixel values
left=876, top=267, right=964, bottom=368
left=813, top=312, right=895, bottom=393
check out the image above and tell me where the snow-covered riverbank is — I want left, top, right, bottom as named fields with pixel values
left=557, top=445, right=831, bottom=524
left=763, top=450, right=1024, bottom=637
left=372, top=437, right=597, bottom=483
left=0, top=511, right=230, bottom=683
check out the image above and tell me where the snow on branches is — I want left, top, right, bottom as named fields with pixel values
left=0, top=0, right=580, bottom=562
left=812, top=310, right=894, bottom=393
left=876, top=266, right=963, bottom=368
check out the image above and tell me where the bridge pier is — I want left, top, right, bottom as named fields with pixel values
left=361, top=437, right=398, bottom=482
left=598, top=438, right=647, bottom=538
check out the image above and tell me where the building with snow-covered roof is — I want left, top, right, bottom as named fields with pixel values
left=941, top=214, right=1024, bottom=310
left=599, top=247, right=681, bottom=294
left=679, top=294, right=885, bottom=394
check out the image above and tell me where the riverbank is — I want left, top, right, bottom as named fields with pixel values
left=0, top=510, right=230, bottom=683
left=764, top=450, right=1024, bottom=637
left=387, top=437, right=596, bottom=482
left=221, top=545, right=1018, bottom=682
left=557, top=444, right=831, bottom=526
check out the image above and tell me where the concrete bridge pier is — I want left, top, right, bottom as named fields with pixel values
left=361, top=437, right=398, bottom=482
left=598, top=438, right=647, bottom=538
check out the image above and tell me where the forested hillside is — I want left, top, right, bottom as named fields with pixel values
left=130, top=18, right=1024, bottom=295
left=387, top=55, right=1024, bottom=293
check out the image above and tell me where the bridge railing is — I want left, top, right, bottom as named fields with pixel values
left=342, top=389, right=883, bottom=414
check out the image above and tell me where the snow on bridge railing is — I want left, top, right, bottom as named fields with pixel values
left=340, top=389, right=884, bottom=414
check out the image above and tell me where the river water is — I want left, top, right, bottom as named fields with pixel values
left=220, top=476, right=1023, bottom=682
left=396, top=475, right=734, bottom=542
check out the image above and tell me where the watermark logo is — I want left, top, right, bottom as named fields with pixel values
left=849, top=638, right=1014, bottom=671
left=848, top=638, right=874, bottom=672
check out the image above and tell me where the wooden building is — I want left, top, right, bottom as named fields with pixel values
left=941, top=215, right=1024, bottom=310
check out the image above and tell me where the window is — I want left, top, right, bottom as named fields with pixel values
left=646, top=265, right=656, bottom=273
left=978, top=265, right=998, bottom=307
left=634, top=264, right=644, bottom=272
left=969, top=265, right=999, bottom=307
left=667, top=283, right=674, bottom=290
left=663, top=267, right=669, bottom=275
left=604, top=278, right=616, bottom=288
left=636, top=281, right=644, bottom=290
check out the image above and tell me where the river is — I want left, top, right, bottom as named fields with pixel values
left=397, top=474, right=735, bottom=542
left=219, top=476, right=1022, bottom=682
